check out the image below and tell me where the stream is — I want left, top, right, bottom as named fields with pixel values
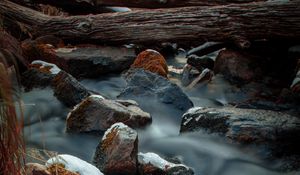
left=22, top=53, right=296, bottom=175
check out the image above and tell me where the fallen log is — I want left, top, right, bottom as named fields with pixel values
left=30, top=0, right=266, bottom=9
left=1, top=0, right=300, bottom=46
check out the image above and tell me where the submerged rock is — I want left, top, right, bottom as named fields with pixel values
left=119, top=69, right=193, bottom=111
left=138, top=152, right=194, bottom=175
left=180, top=107, right=300, bottom=156
left=131, top=49, right=168, bottom=78
left=66, top=95, right=151, bottom=133
left=93, top=123, right=138, bottom=175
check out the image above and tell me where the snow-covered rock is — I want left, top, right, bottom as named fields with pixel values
left=138, top=152, right=194, bottom=175
left=66, top=95, right=151, bottom=133
left=93, top=123, right=138, bottom=175
left=46, top=154, right=103, bottom=175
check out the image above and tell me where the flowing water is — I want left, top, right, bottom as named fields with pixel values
left=22, top=53, right=297, bottom=175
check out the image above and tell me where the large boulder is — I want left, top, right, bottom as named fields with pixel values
left=214, top=49, right=263, bottom=84
left=131, top=49, right=168, bottom=78
left=66, top=95, right=151, bottom=133
left=138, top=152, right=194, bottom=175
left=119, top=69, right=193, bottom=111
left=93, top=123, right=138, bottom=175
left=22, top=40, right=136, bottom=78
left=180, top=107, right=300, bottom=156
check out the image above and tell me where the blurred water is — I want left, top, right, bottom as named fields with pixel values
left=22, top=55, right=297, bottom=175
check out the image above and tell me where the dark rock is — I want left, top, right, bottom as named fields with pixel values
left=118, top=69, right=193, bottom=111
left=214, top=49, right=263, bottom=84
left=131, top=49, right=168, bottom=78
left=51, top=70, right=91, bottom=107
left=187, top=54, right=214, bottom=71
left=180, top=107, right=300, bottom=156
left=21, top=42, right=136, bottom=78
left=21, top=61, right=59, bottom=91
left=54, top=45, right=136, bottom=78
left=138, top=152, right=194, bottom=175
left=66, top=95, right=151, bottom=133
left=93, top=123, right=138, bottom=175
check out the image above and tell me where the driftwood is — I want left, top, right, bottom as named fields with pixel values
left=1, top=0, right=300, bottom=46
left=30, top=0, right=266, bottom=9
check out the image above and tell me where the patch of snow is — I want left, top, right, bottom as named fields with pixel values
left=90, top=94, right=105, bottom=100
left=185, top=107, right=204, bottom=115
left=195, top=115, right=204, bottom=122
left=102, top=122, right=128, bottom=141
left=183, top=117, right=193, bottom=126
left=138, top=152, right=188, bottom=170
left=146, top=49, right=160, bottom=54
left=291, top=70, right=300, bottom=88
left=31, top=60, right=61, bottom=75
left=55, top=47, right=77, bottom=53
left=46, top=154, right=103, bottom=175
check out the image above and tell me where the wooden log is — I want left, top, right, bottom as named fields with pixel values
left=1, top=0, right=300, bottom=46
left=29, top=0, right=266, bottom=9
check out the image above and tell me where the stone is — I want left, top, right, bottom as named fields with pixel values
left=25, top=163, right=51, bottom=175
left=119, top=68, right=193, bottom=111
left=214, top=49, right=263, bottom=84
left=51, top=70, right=92, bottom=107
left=54, top=45, right=136, bottom=78
left=187, top=54, right=214, bottom=71
left=21, top=60, right=60, bottom=91
left=131, top=49, right=168, bottom=78
left=66, top=95, right=151, bottom=133
left=22, top=41, right=136, bottom=78
left=138, top=152, right=194, bottom=175
left=93, top=123, right=138, bottom=175
left=180, top=107, right=300, bottom=155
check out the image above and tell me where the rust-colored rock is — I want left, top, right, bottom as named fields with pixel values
left=25, top=163, right=51, bottom=175
left=93, top=123, right=138, bottom=175
left=131, top=49, right=168, bottom=77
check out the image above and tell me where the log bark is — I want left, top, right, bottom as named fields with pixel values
left=1, top=0, right=300, bottom=46
left=30, top=0, right=266, bottom=9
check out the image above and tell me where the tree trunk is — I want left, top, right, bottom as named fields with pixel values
left=1, top=0, right=300, bottom=46
left=30, top=0, right=266, bottom=9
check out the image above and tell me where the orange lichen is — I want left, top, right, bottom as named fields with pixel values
left=131, top=50, right=168, bottom=78
left=47, top=163, right=80, bottom=175
left=101, top=128, right=118, bottom=151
